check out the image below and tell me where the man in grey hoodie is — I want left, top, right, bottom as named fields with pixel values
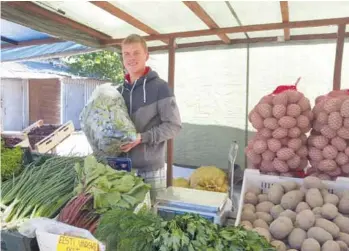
left=118, top=34, right=182, bottom=200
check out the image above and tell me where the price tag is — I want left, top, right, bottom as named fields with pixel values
left=56, top=235, right=99, bottom=251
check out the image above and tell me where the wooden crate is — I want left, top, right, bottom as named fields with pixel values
left=1, top=132, right=31, bottom=148
left=24, top=121, right=75, bottom=154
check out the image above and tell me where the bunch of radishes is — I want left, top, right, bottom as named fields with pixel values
left=246, top=89, right=313, bottom=177
left=307, top=90, right=349, bottom=179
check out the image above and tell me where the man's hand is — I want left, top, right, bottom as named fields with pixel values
left=120, top=134, right=142, bottom=152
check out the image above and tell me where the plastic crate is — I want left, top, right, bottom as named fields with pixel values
left=235, top=169, right=349, bottom=226
left=1, top=230, right=39, bottom=251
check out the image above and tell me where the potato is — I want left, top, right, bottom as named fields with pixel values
left=321, top=203, right=338, bottom=220
left=253, top=219, right=269, bottom=229
left=241, top=210, right=257, bottom=222
left=303, top=176, right=324, bottom=189
left=280, top=181, right=298, bottom=192
left=245, top=192, right=258, bottom=205
left=296, top=202, right=311, bottom=213
left=271, top=240, right=287, bottom=251
left=307, top=227, right=333, bottom=245
left=241, top=221, right=253, bottom=230
left=337, top=232, right=349, bottom=247
left=280, top=209, right=297, bottom=223
left=334, top=215, right=349, bottom=234
left=247, top=186, right=261, bottom=195
left=252, top=227, right=271, bottom=242
left=256, top=212, right=273, bottom=224
left=315, top=218, right=340, bottom=238
left=256, top=201, right=275, bottom=213
left=268, top=184, right=285, bottom=204
left=258, top=194, right=269, bottom=203
left=295, top=209, right=315, bottom=230
left=244, top=203, right=256, bottom=213
left=301, top=238, right=320, bottom=251
left=321, top=188, right=330, bottom=197
left=281, top=190, right=305, bottom=210
left=322, top=240, right=340, bottom=251
left=271, top=205, right=285, bottom=219
left=338, top=196, right=349, bottom=214
left=324, top=193, right=339, bottom=206
left=288, top=228, right=307, bottom=249
left=336, top=240, right=348, bottom=251
left=306, top=188, right=324, bottom=209
left=270, top=216, right=293, bottom=240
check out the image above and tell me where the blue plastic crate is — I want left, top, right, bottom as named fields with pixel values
left=106, top=157, right=132, bottom=172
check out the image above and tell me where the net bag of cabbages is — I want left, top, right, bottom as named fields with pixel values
left=79, top=83, right=137, bottom=157
left=307, top=89, right=349, bottom=180
left=245, top=78, right=312, bottom=177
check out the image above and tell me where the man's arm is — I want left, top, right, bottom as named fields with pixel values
left=141, top=84, right=182, bottom=145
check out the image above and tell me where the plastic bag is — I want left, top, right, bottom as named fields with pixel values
left=18, top=217, right=105, bottom=250
left=80, top=83, right=137, bottom=157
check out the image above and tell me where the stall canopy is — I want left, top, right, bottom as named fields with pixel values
left=1, top=19, right=96, bottom=62
left=1, top=1, right=348, bottom=186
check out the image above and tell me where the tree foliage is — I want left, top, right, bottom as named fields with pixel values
left=64, top=50, right=124, bottom=84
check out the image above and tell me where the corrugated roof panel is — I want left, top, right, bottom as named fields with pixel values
left=36, top=1, right=146, bottom=38
left=227, top=33, right=248, bottom=39
left=291, top=26, right=338, bottom=36
left=289, top=1, right=349, bottom=21
left=109, top=1, right=208, bottom=33
left=248, top=30, right=284, bottom=38
left=176, top=35, right=221, bottom=45
left=229, top=1, right=282, bottom=25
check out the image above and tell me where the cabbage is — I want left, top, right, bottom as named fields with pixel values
left=80, top=83, right=137, bottom=158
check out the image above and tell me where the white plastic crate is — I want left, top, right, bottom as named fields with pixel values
left=235, top=169, right=349, bottom=226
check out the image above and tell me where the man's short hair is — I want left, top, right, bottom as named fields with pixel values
left=122, top=34, right=148, bottom=52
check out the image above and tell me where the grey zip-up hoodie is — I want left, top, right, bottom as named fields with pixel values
left=118, top=67, right=182, bottom=171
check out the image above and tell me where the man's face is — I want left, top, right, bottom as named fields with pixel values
left=122, top=42, right=149, bottom=75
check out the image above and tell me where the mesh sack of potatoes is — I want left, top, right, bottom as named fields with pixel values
left=307, top=89, right=349, bottom=180
left=245, top=80, right=313, bottom=177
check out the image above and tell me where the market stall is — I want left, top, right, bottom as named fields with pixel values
left=1, top=1, right=349, bottom=251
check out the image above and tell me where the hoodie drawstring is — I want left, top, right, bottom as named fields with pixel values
left=143, top=78, right=147, bottom=103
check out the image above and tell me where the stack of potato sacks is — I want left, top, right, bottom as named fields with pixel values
left=246, top=89, right=313, bottom=177
left=307, top=90, right=349, bottom=179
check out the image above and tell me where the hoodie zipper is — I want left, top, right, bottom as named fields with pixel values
left=129, top=80, right=137, bottom=114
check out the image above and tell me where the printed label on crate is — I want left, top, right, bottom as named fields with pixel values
left=56, top=235, right=99, bottom=251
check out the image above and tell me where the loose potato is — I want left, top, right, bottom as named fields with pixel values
left=295, top=209, right=315, bottom=230
left=271, top=240, right=287, bottom=251
left=288, top=228, right=307, bottom=249
left=338, top=196, right=349, bottom=214
left=296, top=202, right=311, bottom=213
left=268, top=184, right=285, bottom=204
left=306, top=188, right=324, bottom=209
left=324, top=193, right=339, bottom=206
left=337, top=232, right=349, bottom=246
left=280, top=210, right=297, bottom=223
left=334, top=215, right=349, bottom=234
left=240, top=221, right=253, bottom=230
left=243, top=203, right=256, bottom=213
left=241, top=210, right=257, bottom=222
left=252, top=227, right=271, bottom=242
left=245, top=192, right=258, bottom=205
left=253, top=219, right=269, bottom=229
left=247, top=186, right=261, bottom=195
left=307, top=227, right=333, bottom=245
left=301, top=238, right=320, bottom=251
left=256, top=212, right=273, bottom=224
left=271, top=205, right=285, bottom=219
left=315, top=218, right=340, bottom=238
left=281, top=190, right=305, bottom=210
left=321, top=203, right=338, bottom=220
left=270, top=216, right=293, bottom=240
left=280, top=181, right=298, bottom=192
left=256, top=201, right=275, bottom=213
left=321, top=188, right=330, bottom=197
left=303, top=176, right=324, bottom=189
left=322, top=240, right=340, bottom=251
left=336, top=240, right=348, bottom=251
left=258, top=194, right=269, bottom=203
